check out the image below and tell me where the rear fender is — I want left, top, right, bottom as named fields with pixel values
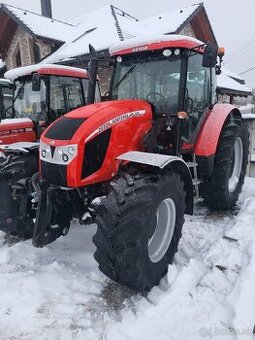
left=194, top=104, right=241, bottom=157
left=117, top=151, right=193, bottom=214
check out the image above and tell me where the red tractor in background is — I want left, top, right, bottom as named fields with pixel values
left=0, top=62, right=101, bottom=237
left=5, top=35, right=250, bottom=291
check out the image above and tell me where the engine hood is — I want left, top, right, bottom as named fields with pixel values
left=0, top=118, right=36, bottom=145
left=42, top=99, right=152, bottom=145
left=40, top=99, right=153, bottom=187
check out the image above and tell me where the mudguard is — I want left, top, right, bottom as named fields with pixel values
left=194, top=104, right=241, bottom=157
left=117, top=151, right=193, bottom=214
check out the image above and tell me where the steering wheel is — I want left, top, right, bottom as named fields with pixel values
left=146, top=92, right=166, bottom=102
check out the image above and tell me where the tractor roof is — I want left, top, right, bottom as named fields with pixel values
left=5, top=64, right=88, bottom=82
left=110, top=34, right=204, bottom=56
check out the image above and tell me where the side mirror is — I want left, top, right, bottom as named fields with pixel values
left=32, top=73, right=41, bottom=91
left=202, top=43, right=218, bottom=68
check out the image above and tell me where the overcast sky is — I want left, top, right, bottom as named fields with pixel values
left=2, top=0, right=255, bottom=86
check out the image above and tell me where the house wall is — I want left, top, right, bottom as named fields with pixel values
left=179, top=23, right=196, bottom=38
left=5, top=26, right=54, bottom=70
left=243, top=117, right=255, bottom=177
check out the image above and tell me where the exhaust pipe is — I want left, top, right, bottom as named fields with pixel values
left=87, top=44, right=98, bottom=105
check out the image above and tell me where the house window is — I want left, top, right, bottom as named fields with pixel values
left=33, top=43, right=41, bottom=63
left=16, top=49, right=21, bottom=67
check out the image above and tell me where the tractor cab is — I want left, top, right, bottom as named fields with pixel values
left=1, top=64, right=101, bottom=144
left=109, top=35, right=218, bottom=154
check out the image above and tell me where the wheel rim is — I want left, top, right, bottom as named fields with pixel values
left=228, top=137, right=243, bottom=193
left=148, top=198, right=176, bottom=263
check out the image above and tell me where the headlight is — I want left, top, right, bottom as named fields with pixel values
left=68, top=146, right=75, bottom=155
left=57, top=147, right=63, bottom=155
left=40, top=142, right=77, bottom=164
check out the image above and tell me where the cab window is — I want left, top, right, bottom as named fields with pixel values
left=49, top=76, right=84, bottom=120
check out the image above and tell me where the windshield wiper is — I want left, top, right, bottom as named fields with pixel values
left=113, top=64, right=140, bottom=90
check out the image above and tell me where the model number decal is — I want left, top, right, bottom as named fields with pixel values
left=86, top=110, right=146, bottom=141
left=0, top=127, right=34, bottom=136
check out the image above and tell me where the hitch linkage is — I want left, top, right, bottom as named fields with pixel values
left=32, top=174, right=73, bottom=248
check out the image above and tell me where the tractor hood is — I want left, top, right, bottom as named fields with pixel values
left=0, top=118, right=36, bottom=145
left=40, top=99, right=153, bottom=187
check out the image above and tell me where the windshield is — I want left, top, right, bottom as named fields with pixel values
left=13, top=76, right=98, bottom=124
left=111, top=53, right=182, bottom=114
left=13, top=78, right=47, bottom=122
left=0, top=84, right=12, bottom=113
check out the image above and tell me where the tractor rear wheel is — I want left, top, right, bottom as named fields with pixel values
left=0, top=154, right=37, bottom=238
left=93, top=172, right=185, bottom=291
left=200, top=116, right=249, bottom=210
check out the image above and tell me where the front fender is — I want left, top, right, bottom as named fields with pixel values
left=117, top=151, right=193, bottom=214
left=194, top=104, right=241, bottom=157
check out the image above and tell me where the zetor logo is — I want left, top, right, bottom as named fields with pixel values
left=132, top=45, right=148, bottom=52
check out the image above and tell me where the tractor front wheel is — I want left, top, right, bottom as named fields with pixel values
left=93, top=172, right=185, bottom=291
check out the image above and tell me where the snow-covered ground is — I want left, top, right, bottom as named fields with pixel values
left=1, top=178, right=255, bottom=340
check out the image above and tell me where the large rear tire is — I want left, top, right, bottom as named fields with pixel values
left=200, top=116, right=249, bottom=210
left=0, top=154, right=37, bottom=238
left=93, top=172, right=185, bottom=291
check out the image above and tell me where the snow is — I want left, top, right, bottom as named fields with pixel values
left=221, top=67, right=245, bottom=84
left=110, top=34, right=203, bottom=55
left=43, top=5, right=141, bottom=64
left=217, top=70, right=252, bottom=96
left=139, top=4, right=200, bottom=35
left=3, top=4, right=73, bottom=42
left=0, top=118, right=32, bottom=125
left=43, top=4, right=200, bottom=64
left=0, top=58, right=5, bottom=69
left=1, top=178, right=255, bottom=338
left=5, top=64, right=88, bottom=82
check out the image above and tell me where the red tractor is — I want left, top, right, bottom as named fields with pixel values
left=0, top=62, right=100, bottom=237
left=10, top=35, right=250, bottom=291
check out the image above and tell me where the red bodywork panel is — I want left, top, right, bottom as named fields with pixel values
left=0, top=119, right=36, bottom=145
left=41, top=100, right=152, bottom=187
left=194, top=104, right=240, bottom=157
left=111, top=38, right=204, bottom=56
left=37, top=67, right=87, bottom=79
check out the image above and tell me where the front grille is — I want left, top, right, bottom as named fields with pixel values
left=41, top=161, right=67, bottom=186
left=82, top=129, right=111, bottom=178
left=45, top=117, right=86, bottom=140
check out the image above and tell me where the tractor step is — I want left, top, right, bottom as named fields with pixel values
left=186, top=161, right=198, bottom=168
left=192, top=179, right=202, bottom=186
left=194, top=196, right=204, bottom=204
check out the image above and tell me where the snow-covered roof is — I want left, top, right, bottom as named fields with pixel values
left=217, top=69, right=252, bottom=97
left=43, top=5, right=143, bottom=64
left=1, top=4, right=73, bottom=42
left=221, top=67, right=245, bottom=84
left=139, top=4, right=200, bottom=35
left=43, top=4, right=203, bottom=64
left=5, top=64, right=88, bottom=81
